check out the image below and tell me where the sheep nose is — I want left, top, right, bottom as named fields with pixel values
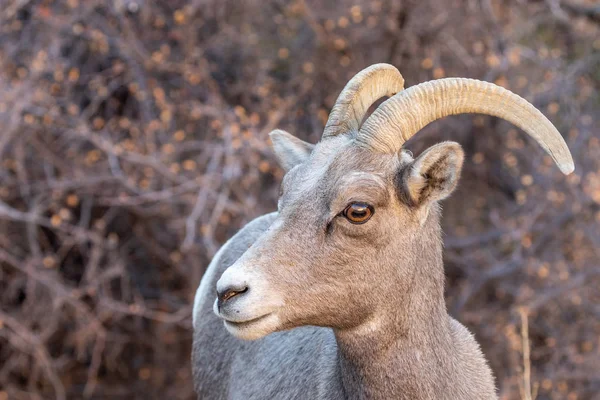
left=217, top=284, right=248, bottom=305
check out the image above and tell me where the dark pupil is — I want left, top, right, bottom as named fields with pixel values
left=351, top=207, right=367, bottom=218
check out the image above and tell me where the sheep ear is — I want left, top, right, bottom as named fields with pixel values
left=398, top=141, right=464, bottom=208
left=269, top=129, right=314, bottom=171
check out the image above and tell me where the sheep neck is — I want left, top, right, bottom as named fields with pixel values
left=334, top=221, right=454, bottom=399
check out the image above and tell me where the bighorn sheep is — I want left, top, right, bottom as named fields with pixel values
left=192, top=64, right=573, bottom=399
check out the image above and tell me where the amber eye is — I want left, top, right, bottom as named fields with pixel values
left=342, top=202, right=374, bottom=224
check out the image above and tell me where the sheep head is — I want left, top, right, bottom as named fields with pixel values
left=214, top=64, right=573, bottom=340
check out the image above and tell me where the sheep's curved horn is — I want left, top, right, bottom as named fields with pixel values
left=322, top=63, right=405, bottom=138
left=357, top=78, right=574, bottom=174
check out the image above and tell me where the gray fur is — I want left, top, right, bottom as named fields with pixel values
left=192, top=133, right=497, bottom=399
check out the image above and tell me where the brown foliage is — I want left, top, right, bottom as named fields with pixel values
left=0, top=0, right=599, bottom=399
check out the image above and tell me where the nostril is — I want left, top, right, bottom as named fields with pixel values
left=217, top=285, right=248, bottom=303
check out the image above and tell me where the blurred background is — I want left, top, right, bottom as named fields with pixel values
left=0, top=0, right=598, bottom=399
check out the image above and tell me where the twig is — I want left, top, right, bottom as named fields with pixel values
left=518, top=308, right=535, bottom=400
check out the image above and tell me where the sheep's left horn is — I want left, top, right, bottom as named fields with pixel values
left=322, top=64, right=405, bottom=139
left=357, top=78, right=574, bottom=175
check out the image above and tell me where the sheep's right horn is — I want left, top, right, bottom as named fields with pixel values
left=357, top=78, right=574, bottom=175
left=322, top=63, right=405, bottom=139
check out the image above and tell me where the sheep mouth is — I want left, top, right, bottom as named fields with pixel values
left=223, top=313, right=272, bottom=328
left=222, top=312, right=281, bottom=340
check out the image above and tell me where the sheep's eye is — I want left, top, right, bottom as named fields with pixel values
left=342, top=202, right=374, bottom=224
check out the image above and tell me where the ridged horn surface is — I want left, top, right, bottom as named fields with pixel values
left=322, top=63, right=405, bottom=138
left=357, top=78, right=574, bottom=174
